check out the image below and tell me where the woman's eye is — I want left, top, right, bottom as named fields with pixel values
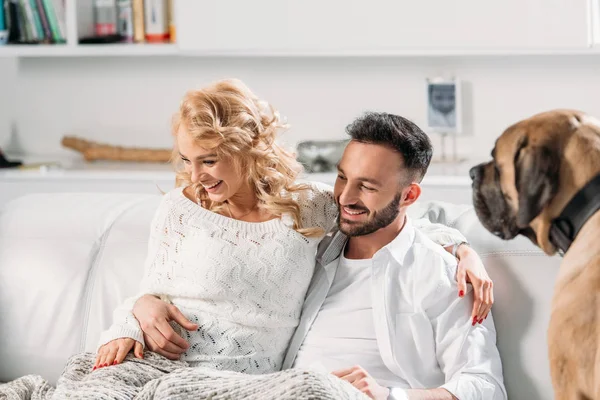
left=181, top=158, right=191, bottom=164
left=362, top=185, right=375, bottom=191
left=337, top=174, right=347, bottom=181
left=203, top=160, right=216, bottom=166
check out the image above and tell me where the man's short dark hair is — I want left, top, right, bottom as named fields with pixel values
left=345, top=112, right=433, bottom=182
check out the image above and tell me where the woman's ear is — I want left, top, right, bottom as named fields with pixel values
left=401, top=183, right=422, bottom=207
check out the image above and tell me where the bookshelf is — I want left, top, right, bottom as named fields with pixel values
left=0, top=0, right=599, bottom=58
left=0, top=0, right=176, bottom=57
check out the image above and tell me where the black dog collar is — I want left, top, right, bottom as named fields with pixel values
left=549, top=173, right=600, bottom=254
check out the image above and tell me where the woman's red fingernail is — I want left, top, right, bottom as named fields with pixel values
left=472, top=317, right=477, bottom=326
left=113, top=360, right=118, bottom=365
left=103, top=363, right=108, bottom=367
left=479, top=319, right=483, bottom=324
left=92, top=366, right=96, bottom=371
left=459, top=290, right=464, bottom=297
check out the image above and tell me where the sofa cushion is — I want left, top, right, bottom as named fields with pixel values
left=0, top=193, right=159, bottom=382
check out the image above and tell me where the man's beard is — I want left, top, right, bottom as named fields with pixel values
left=337, top=192, right=402, bottom=237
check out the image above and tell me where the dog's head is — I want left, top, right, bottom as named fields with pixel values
left=470, top=109, right=600, bottom=255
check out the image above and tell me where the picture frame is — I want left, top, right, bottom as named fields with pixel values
left=426, top=77, right=462, bottom=134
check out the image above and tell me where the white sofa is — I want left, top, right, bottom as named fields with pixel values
left=0, top=192, right=561, bottom=399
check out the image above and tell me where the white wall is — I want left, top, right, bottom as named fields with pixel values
left=0, top=58, right=17, bottom=152
left=2, top=55, right=600, bottom=161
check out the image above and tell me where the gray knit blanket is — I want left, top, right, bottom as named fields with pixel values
left=0, top=352, right=369, bottom=400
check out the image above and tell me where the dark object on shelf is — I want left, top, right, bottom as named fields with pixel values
left=296, top=140, right=349, bottom=173
left=79, top=34, right=125, bottom=44
left=6, top=0, right=21, bottom=43
left=0, top=150, right=22, bottom=169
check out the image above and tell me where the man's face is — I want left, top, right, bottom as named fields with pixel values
left=334, top=141, right=407, bottom=237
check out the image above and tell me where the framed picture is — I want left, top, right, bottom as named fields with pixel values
left=426, top=78, right=462, bottom=134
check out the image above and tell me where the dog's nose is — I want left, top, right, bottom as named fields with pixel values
left=469, top=164, right=483, bottom=181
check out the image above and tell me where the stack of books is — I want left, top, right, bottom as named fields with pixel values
left=0, top=0, right=176, bottom=46
left=0, top=0, right=66, bottom=44
left=88, top=0, right=175, bottom=44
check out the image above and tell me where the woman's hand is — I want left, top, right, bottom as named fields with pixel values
left=133, top=294, right=199, bottom=360
left=447, top=244, right=494, bottom=325
left=94, top=338, right=142, bottom=370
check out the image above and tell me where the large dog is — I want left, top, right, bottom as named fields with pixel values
left=470, top=109, right=600, bottom=400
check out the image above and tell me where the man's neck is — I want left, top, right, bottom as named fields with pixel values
left=344, top=211, right=407, bottom=260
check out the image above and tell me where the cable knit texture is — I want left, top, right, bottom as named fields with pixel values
left=98, top=182, right=337, bottom=374
left=0, top=352, right=369, bottom=400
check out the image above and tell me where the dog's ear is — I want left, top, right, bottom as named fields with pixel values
left=514, top=139, right=560, bottom=227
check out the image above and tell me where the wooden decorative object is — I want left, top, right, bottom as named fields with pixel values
left=62, top=136, right=173, bottom=163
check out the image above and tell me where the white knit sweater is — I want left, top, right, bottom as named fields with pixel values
left=98, top=182, right=338, bottom=374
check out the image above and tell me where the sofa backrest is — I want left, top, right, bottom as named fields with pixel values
left=449, top=204, right=561, bottom=400
left=0, top=193, right=160, bottom=382
left=0, top=193, right=561, bottom=399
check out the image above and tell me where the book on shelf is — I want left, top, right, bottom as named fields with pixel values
left=132, top=0, right=144, bottom=42
left=0, top=0, right=177, bottom=47
left=0, top=0, right=6, bottom=44
left=81, top=0, right=175, bottom=44
left=3, top=0, right=66, bottom=44
left=116, top=0, right=133, bottom=42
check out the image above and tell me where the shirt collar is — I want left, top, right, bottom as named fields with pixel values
left=317, top=215, right=415, bottom=266
left=378, top=215, right=416, bottom=264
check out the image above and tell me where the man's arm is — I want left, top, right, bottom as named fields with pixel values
left=427, top=256, right=507, bottom=400
left=416, top=214, right=494, bottom=325
left=412, top=217, right=467, bottom=248
left=333, top=367, right=459, bottom=400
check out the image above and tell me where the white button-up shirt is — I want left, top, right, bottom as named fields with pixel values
left=283, top=217, right=507, bottom=400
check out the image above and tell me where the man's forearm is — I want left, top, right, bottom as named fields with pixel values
left=406, top=388, right=457, bottom=400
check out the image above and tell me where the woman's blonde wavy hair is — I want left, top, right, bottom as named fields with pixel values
left=172, top=79, right=322, bottom=237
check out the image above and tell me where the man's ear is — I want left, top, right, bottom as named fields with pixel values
left=401, top=183, right=421, bottom=207
left=515, top=144, right=560, bottom=227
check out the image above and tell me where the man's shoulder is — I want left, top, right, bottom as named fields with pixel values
left=411, top=228, right=459, bottom=286
left=412, top=228, right=456, bottom=263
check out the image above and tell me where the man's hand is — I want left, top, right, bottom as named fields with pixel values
left=447, top=244, right=494, bottom=325
left=332, top=365, right=390, bottom=400
left=132, top=294, right=199, bottom=360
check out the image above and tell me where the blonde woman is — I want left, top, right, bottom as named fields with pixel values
left=93, top=79, right=493, bottom=375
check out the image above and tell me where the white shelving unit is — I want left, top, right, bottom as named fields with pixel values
left=3, top=43, right=600, bottom=58
left=0, top=43, right=178, bottom=57
left=0, top=0, right=176, bottom=57
left=177, top=0, right=594, bottom=53
left=0, top=0, right=599, bottom=58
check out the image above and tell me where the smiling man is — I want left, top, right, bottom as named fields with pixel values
left=283, top=112, right=506, bottom=400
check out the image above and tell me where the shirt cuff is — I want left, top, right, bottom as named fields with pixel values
left=441, top=375, right=498, bottom=400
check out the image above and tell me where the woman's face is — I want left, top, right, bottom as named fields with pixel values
left=177, top=127, right=247, bottom=203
